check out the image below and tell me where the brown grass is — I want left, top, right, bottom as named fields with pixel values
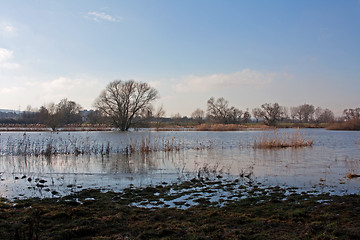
left=346, top=173, right=360, bottom=179
left=194, top=123, right=270, bottom=131
left=254, top=129, right=313, bottom=149
left=326, top=119, right=360, bottom=131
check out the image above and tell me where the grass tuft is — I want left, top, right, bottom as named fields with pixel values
left=253, top=129, right=313, bottom=149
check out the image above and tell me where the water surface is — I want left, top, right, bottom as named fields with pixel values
left=0, top=129, right=359, bottom=199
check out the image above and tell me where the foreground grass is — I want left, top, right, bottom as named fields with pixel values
left=1, top=179, right=360, bottom=239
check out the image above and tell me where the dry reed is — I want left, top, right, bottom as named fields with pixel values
left=326, top=119, right=360, bottom=131
left=253, top=129, right=313, bottom=149
left=0, top=134, right=190, bottom=157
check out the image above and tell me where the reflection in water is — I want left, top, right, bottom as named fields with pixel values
left=0, top=129, right=360, bottom=199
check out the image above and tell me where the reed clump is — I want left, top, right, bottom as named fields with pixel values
left=346, top=173, right=360, bottom=179
left=326, top=119, right=360, bottom=131
left=254, top=129, right=313, bottom=149
left=0, top=134, right=192, bottom=157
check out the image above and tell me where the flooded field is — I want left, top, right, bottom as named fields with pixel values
left=0, top=129, right=359, bottom=199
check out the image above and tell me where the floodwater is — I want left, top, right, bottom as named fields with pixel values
left=0, top=129, right=359, bottom=199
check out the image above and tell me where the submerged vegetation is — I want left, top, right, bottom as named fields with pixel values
left=0, top=134, right=215, bottom=157
left=1, top=178, right=360, bottom=239
left=254, top=129, right=314, bottom=149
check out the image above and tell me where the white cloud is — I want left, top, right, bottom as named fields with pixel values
left=87, top=11, right=121, bottom=22
left=0, top=77, right=105, bottom=110
left=1, top=62, right=20, bottom=70
left=149, top=81, right=161, bottom=88
left=4, top=25, right=15, bottom=33
left=41, top=77, right=83, bottom=92
left=0, top=48, right=13, bottom=62
left=0, top=23, right=16, bottom=37
left=174, top=69, right=278, bottom=93
left=0, top=48, right=20, bottom=70
left=0, top=86, right=25, bottom=94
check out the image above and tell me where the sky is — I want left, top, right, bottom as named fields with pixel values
left=0, top=0, right=359, bottom=116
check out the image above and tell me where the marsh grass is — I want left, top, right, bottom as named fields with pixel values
left=346, top=173, right=360, bottom=179
left=326, top=119, right=360, bottom=131
left=253, top=129, right=313, bottom=149
left=0, top=134, right=211, bottom=157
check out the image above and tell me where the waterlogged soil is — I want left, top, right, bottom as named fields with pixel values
left=1, top=178, right=360, bottom=240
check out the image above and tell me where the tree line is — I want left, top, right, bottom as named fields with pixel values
left=1, top=80, right=359, bottom=130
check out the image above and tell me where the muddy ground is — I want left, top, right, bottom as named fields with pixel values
left=1, top=178, right=360, bottom=239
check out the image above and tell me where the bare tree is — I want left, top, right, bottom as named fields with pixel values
left=259, top=102, right=286, bottom=126
left=46, top=103, right=60, bottom=131
left=207, top=97, right=230, bottom=123
left=290, top=106, right=299, bottom=122
left=153, top=105, right=166, bottom=128
left=242, top=109, right=251, bottom=123
left=252, top=108, right=262, bottom=123
left=298, top=104, right=315, bottom=123
left=315, top=107, right=334, bottom=123
left=94, top=80, right=159, bottom=131
left=191, top=108, right=205, bottom=124
left=56, top=98, right=82, bottom=125
left=343, top=108, right=360, bottom=120
left=38, top=99, right=83, bottom=130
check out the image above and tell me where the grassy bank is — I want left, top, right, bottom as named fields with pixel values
left=1, top=178, right=360, bottom=239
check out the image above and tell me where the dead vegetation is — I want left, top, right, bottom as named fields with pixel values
left=326, top=119, right=360, bottom=131
left=254, top=129, right=313, bottom=149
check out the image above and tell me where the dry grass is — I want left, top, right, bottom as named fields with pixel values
left=154, top=124, right=270, bottom=131
left=346, top=173, right=360, bottom=179
left=195, top=124, right=246, bottom=131
left=254, top=129, right=313, bottom=149
left=326, top=119, right=360, bottom=131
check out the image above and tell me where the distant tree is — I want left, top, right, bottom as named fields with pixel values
left=191, top=108, right=205, bottom=124
left=38, top=99, right=83, bottom=130
left=298, top=104, right=315, bottom=123
left=291, top=104, right=315, bottom=123
left=258, top=103, right=286, bottom=126
left=46, top=103, right=60, bottom=131
left=94, top=80, right=159, bottom=131
left=152, top=105, right=166, bottom=128
left=84, top=110, right=105, bottom=125
left=154, top=105, right=166, bottom=119
left=56, top=98, right=82, bottom=125
left=228, top=107, right=243, bottom=124
left=38, top=106, right=49, bottom=125
left=315, top=107, right=335, bottom=123
left=252, top=108, right=262, bottom=123
left=21, top=105, right=39, bottom=124
left=207, top=97, right=230, bottom=123
left=343, top=108, right=360, bottom=120
left=290, top=106, right=298, bottom=122
left=206, top=97, right=245, bottom=124
left=242, top=109, right=251, bottom=123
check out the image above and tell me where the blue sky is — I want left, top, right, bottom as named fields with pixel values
left=0, top=0, right=359, bottom=116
